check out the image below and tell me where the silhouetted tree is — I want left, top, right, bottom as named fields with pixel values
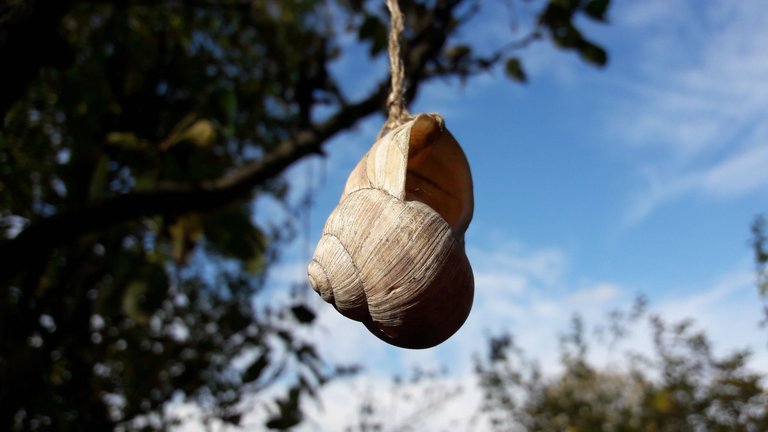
left=476, top=301, right=768, bottom=431
left=753, top=215, right=768, bottom=330
left=0, top=0, right=612, bottom=429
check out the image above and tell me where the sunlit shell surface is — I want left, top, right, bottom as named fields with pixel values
left=308, top=114, right=474, bottom=349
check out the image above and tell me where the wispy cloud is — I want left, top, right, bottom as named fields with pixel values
left=605, top=0, right=768, bottom=223
left=624, top=135, right=768, bottom=224
left=286, top=243, right=766, bottom=430
left=469, top=244, right=566, bottom=293
left=700, top=140, right=768, bottom=198
left=567, top=282, right=621, bottom=304
left=655, top=265, right=765, bottom=359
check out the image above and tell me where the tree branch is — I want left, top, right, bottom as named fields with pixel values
left=0, top=2, right=458, bottom=283
left=0, top=82, right=385, bottom=282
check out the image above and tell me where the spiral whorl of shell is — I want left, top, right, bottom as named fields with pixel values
left=308, top=114, right=474, bottom=349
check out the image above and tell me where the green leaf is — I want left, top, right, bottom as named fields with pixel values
left=242, top=354, right=270, bottom=383
left=291, top=304, right=316, bottom=324
left=168, top=213, right=204, bottom=264
left=585, top=0, right=611, bottom=22
left=105, top=132, right=145, bottom=150
left=551, top=24, right=583, bottom=49
left=122, top=281, right=149, bottom=324
left=218, top=90, right=238, bottom=137
left=551, top=0, right=580, bottom=11
left=504, top=58, right=527, bottom=83
left=202, top=205, right=267, bottom=272
left=445, top=45, right=472, bottom=63
left=161, top=118, right=217, bottom=150
left=578, top=41, right=608, bottom=66
left=358, top=15, right=388, bottom=56
left=339, top=0, right=364, bottom=12
left=266, top=387, right=303, bottom=430
left=134, top=172, right=157, bottom=190
left=180, top=119, right=216, bottom=148
left=89, top=155, right=110, bottom=199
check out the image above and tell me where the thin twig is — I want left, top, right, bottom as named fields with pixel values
left=0, top=0, right=460, bottom=283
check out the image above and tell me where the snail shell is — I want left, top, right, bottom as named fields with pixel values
left=307, top=113, right=474, bottom=349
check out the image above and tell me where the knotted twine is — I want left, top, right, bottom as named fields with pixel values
left=379, top=0, right=413, bottom=138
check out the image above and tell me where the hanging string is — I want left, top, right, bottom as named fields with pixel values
left=380, top=0, right=412, bottom=137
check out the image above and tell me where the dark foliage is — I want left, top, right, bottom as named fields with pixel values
left=753, top=215, right=768, bottom=330
left=476, top=301, right=768, bottom=431
left=0, top=0, right=611, bottom=430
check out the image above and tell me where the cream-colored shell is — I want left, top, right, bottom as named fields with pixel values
left=307, top=114, right=474, bottom=349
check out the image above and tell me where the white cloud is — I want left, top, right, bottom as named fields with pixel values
left=266, top=261, right=309, bottom=287
left=567, top=282, right=621, bottom=304
left=624, top=138, right=768, bottom=224
left=655, top=266, right=766, bottom=363
left=297, top=373, right=486, bottom=432
left=603, top=0, right=768, bottom=223
left=701, top=142, right=768, bottom=198
left=171, top=238, right=766, bottom=431
left=289, top=243, right=767, bottom=430
left=469, top=244, right=566, bottom=289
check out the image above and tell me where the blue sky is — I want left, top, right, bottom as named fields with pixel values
left=182, top=0, right=768, bottom=429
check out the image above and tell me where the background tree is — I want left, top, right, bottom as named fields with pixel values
left=475, top=300, right=768, bottom=432
left=0, top=0, right=611, bottom=430
left=753, top=215, right=768, bottom=331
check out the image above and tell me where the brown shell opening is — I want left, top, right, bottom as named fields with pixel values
left=404, top=114, right=474, bottom=236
